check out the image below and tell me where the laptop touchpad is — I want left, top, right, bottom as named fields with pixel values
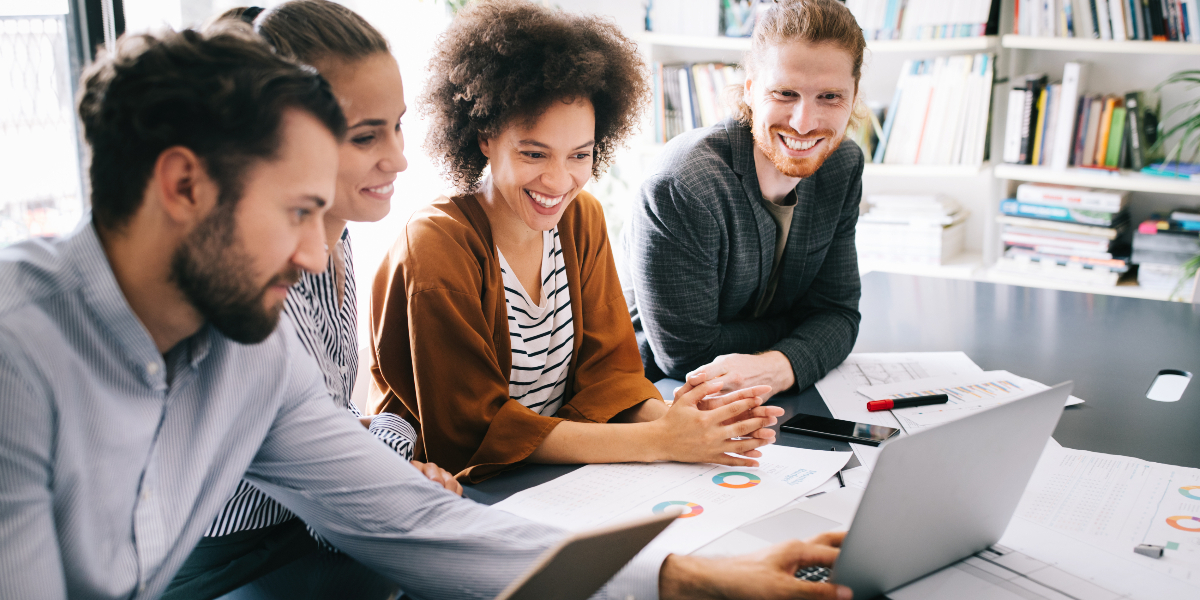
left=741, top=509, right=843, bottom=544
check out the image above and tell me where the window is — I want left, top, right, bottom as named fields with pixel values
left=1, top=2, right=85, bottom=246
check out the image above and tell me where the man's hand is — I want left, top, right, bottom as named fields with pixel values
left=410, top=460, right=463, bottom=496
left=659, top=532, right=852, bottom=600
left=689, top=351, right=796, bottom=400
left=673, top=371, right=785, bottom=431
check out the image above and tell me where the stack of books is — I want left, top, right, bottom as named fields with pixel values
left=651, top=62, right=746, bottom=144
left=845, top=0, right=1001, bottom=40
left=873, top=54, right=995, bottom=166
left=1133, top=212, right=1200, bottom=294
left=1013, top=0, right=1200, bottom=42
left=1002, top=62, right=1164, bottom=171
left=995, top=183, right=1131, bottom=286
left=856, top=194, right=968, bottom=265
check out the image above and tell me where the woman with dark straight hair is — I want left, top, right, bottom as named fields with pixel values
left=164, top=2, right=456, bottom=599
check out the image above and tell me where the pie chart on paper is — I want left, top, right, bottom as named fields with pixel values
left=1166, top=516, right=1200, bottom=532
left=712, top=471, right=762, bottom=489
left=652, top=500, right=704, bottom=518
left=1179, top=486, right=1200, bottom=501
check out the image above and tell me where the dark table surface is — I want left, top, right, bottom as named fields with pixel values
left=467, top=271, right=1200, bottom=504
left=853, top=271, right=1200, bottom=468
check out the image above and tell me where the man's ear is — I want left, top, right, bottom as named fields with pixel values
left=153, top=146, right=220, bottom=226
left=478, top=133, right=492, bottom=159
left=743, top=76, right=754, bottom=107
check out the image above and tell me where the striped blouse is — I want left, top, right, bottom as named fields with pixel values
left=204, top=230, right=418, bottom=537
left=497, top=229, right=574, bottom=417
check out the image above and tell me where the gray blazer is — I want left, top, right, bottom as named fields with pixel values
left=622, top=118, right=863, bottom=388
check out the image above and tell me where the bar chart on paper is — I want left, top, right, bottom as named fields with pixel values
left=858, top=370, right=1084, bottom=432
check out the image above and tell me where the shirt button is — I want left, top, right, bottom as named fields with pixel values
left=138, top=583, right=146, bottom=594
left=146, top=362, right=159, bottom=375
left=141, top=489, right=151, bottom=501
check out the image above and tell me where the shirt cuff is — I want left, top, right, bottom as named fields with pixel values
left=595, top=546, right=671, bottom=600
left=368, top=412, right=418, bottom=461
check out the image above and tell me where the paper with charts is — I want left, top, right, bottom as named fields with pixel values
left=999, top=443, right=1200, bottom=598
left=492, top=445, right=851, bottom=554
left=813, top=352, right=985, bottom=429
left=857, top=370, right=1084, bottom=433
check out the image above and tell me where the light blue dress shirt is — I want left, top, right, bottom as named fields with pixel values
left=0, top=221, right=665, bottom=600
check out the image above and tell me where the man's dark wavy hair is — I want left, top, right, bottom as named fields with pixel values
left=77, top=25, right=347, bottom=231
left=421, top=0, right=650, bottom=193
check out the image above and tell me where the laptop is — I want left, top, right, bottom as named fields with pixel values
left=703, top=381, right=1074, bottom=599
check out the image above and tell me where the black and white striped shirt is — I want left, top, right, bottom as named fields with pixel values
left=204, top=230, right=418, bottom=537
left=498, top=229, right=573, bottom=417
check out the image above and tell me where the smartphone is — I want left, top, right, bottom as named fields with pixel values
left=780, top=414, right=900, bottom=446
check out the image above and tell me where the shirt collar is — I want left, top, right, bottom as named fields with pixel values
left=65, top=219, right=205, bottom=390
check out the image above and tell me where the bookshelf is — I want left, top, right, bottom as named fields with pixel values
left=1001, top=34, right=1200, bottom=55
left=865, top=163, right=993, bottom=178
left=632, top=30, right=1002, bottom=284
left=994, top=164, right=1200, bottom=196
left=992, top=23, right=1200, bottom=301
left=635, top=33, right=999, bottom=54
left=860, top=251, right=983, bottom=280
left=614, top=2, right=1200, bottom=302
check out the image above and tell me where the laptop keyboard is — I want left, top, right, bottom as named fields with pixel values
left=795, top=566, right=831, bottom=582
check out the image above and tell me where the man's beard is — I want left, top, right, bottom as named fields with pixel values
left=170, top=206, right=300, bottom=345
left=752, top=123, right=843, bottom=179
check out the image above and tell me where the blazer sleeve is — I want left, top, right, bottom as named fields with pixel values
left=630, top=175, right=793, bottom=378
left=771, top=151, right=864, bottom=390
left=370, top=216, right=562, bottom=483
left=556, top=196, right=662, bottom=424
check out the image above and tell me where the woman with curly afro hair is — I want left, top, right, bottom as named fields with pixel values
left=367, top=0, right=784, bottom=483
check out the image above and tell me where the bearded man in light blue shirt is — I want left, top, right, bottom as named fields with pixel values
left=0, top=24, right=850, bottom=600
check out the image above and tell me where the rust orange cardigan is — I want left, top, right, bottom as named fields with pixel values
left=368, top=192, right=662, bottom=482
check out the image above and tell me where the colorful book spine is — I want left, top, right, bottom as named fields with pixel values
left=1093, top=96, right=1117, bottom=166
left=1015, top=183, right=1128, bottom=211
left=1104, top=105, right=1127, bottom=167
left=1000, top=199, right=1124, bottom=226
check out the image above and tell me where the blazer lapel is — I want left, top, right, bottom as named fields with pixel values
left=727, top=120, right=777, bottom=307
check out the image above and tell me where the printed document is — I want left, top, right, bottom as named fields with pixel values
left=858, top=370, right=1085, bottom=433
left=1000, top=443, right=1200, bottom=597
left=814, top=352, right=985, bottom=428
left=493, top=445, right=851, bottom=554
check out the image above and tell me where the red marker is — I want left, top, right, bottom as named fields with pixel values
left=867, top=393, right=950, bottom=412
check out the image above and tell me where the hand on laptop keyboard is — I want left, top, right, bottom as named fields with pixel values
left=659, top=531, right=851, bottom=600
left=795, top=565, right=832, bottom=583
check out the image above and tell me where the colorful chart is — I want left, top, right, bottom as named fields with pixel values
left=712, top=471, right=762, bottom=489
left=653, top=501, right=704, bottom=518
left=1166, top=516, right=1200, bottom=532
left=1180, top=486, right=1200, bottom=501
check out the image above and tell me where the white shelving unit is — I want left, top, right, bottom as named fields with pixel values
left=992, top=31, right=1200, bottom=302
left=994, top=164, right=1200, bottom=195
left=630, top=31, right=1000, bottom=285
left=860, top=251, right=983, bottom=280
left=1001, top=34, right=1200, bottom=55
left=636, top=32, right=1000, bottom=54
left=865, top=163, right=993, bottom=178
left=619, top=5, right=1200, bottom=302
